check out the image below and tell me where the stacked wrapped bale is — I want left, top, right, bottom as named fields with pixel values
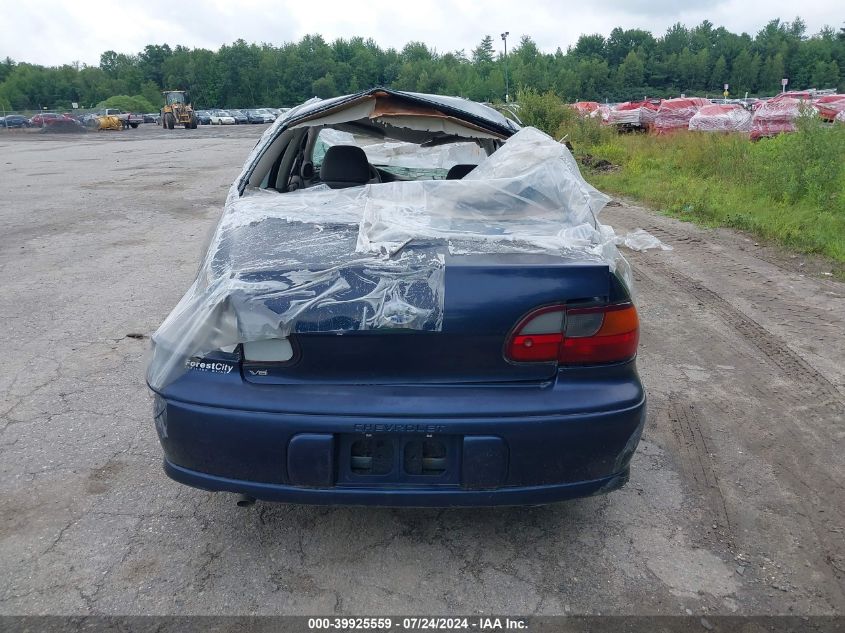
left=688, top=104, right=752, bottom=133
left=572, top=101, right=600, bottom=117
left=607, top=101, right=660, bottom=129
left=653, top=97, right=710, bottom=134
left=814, top=95, right=845, bottom=122
left=750, top=96, right=818, bottom=140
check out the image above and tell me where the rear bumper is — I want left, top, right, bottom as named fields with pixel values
left=152, top=377, right=646, bottom=506
left=164, top=459, right=630, bottom=507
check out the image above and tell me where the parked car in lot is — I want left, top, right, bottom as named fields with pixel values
left=143, top=113, right=160, bottom=124
left=209, top=110, right=236, bottom=125
left=29, top=112, right=62, bottom=126
left=148, top=88, right=645, bottom=507
left=30, top=113, right=84, bottom=128
left=194, top=110, right=212, bottom=125
left=227, top=109, right=249, bottom=124
left=80, top=113, right=100, bottom=128
left=0, top=114, right=31, bottom=128
left=245, top=108, right=274, bottom=124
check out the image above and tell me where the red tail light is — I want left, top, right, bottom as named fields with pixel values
left=506, top=303, right=639, bottom=365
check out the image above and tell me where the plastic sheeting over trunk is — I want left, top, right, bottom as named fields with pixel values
left=147, top=127, right=630, bottom=390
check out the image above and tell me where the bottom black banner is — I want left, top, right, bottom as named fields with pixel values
left=0, top=616, right=843, bottom=633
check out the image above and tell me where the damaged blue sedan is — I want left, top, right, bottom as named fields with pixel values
left=147, top=88, right=645, bottom=506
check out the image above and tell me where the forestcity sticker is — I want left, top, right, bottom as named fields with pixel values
left=184, top=359, right=234, bottom=375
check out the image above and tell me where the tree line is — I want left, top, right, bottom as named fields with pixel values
left=1, top=17, right=843, bottom=113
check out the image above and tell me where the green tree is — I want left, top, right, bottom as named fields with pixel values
left=616, top=50, right=644, bottom=97
left=811, top=60, right=840, bottom=88
left=139, top=44, right=172, bottom=86
left=572, top=34, right=606, bottom=59
left=311, top=74, right=338, bottom=98
left=730, top=49, right=759, bottom=93
left=0, top=57, right=15, bottom=83
left=472, top=36, right=495, bottom=66
left=97, top=94, right=157, bottom=112
left=759, top=53, right=786, bottom=93
left=605, top=28, right=654, bottom=66
left=710, top=55, right=728, bottom=91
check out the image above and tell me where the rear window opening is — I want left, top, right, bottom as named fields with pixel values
left=261, top=125, right=495, bottom=193
left=253, top=92, right=506, bottom=193
left=312, top=128, right=487, bottom=184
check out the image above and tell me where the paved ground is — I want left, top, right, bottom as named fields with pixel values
left=1, top=124, right=843, bottom=616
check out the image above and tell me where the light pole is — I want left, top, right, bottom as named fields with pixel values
left=501, top=31, right=510, bottom=103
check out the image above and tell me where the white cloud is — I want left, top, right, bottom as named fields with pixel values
left=0, top=0, right=837, bottom=66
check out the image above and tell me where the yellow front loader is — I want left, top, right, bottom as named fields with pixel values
left=161, top=90, right=198, bottom=129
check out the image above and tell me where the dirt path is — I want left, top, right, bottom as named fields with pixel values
left=604, top=201, right=845, bottom=610
left=0, top=127, right=842, bottom=616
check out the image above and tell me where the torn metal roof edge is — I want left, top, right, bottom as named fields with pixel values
left=285, top=88, right=520, bottom=137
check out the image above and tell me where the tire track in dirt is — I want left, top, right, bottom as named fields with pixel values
left=653, top=397, right=732, bottom=531
left=641, top=220, right=845, bottom=296
left=632, top=257, right=845, bottom=600
left=638, top=258, right=843, bottom=407
left=632, top=268, right=732, bottom=529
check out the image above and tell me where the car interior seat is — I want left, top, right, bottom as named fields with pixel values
left=320, top=145, right=372, bottom=189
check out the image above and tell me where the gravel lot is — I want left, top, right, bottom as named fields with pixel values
left=1, top=123, right=843, bottom=616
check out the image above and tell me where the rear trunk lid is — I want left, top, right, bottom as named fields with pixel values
left=241, top=250, right=614, bottom=385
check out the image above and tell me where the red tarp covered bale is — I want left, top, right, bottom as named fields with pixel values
left=653, top=97, right=710, bottom=134
left=753, top=92, right=812, bottom=111
left=607, top=101, right=660, bottom=128
left=814, top=95, right=845, bottom=122
left=750, top=97, right=818, bottom=140
left=688, top=104, right=752, bottom=133
left=572, top=101, right=600, bottom=117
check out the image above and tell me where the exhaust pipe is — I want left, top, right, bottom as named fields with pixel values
left=236, top=494, right=256, bottom=507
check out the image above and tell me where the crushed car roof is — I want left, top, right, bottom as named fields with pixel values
left=279, top=87, right=521, bottom=138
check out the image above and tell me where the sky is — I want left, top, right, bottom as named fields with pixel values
left=1, top=0, right=840, bottom=67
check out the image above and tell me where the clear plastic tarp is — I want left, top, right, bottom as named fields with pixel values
left=814, top=95, right=845, bottom=122
left=688, top=104, right=752, bottom=133
left=608, top=101, right=659, bottom=127
left=148, top=127, right=631, bottom=390
left=750, top=97, right=818, bottom=140
left=614, top=228, right=673, bottom=251
left=653, top=97, right=709, bottom=134
left=572, top=102, right=601, bottom=117
left=313, top=128, right=487, bottom=170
